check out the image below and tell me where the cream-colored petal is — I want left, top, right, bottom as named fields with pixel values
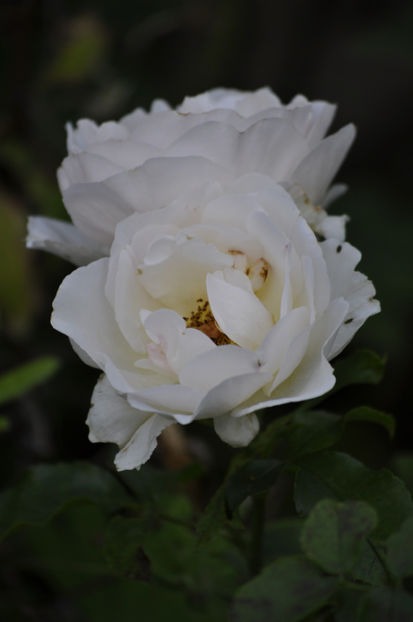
left=321, top=240, right=380, bottom=359
left=179, top=345, right=260, bottom=392
left=62, top=181, right=134, bottom=246
left=26, top=216, right=105, bottom=265
left=114, top=413, right=172, bottom=471
left=257, top=306, right=309, bottom=375
left=214, top=412, right=260, bottom=448
left=207, top=271, right=273, bottom=349
left=87, top=374, right=147, bottom=446
left=58, top=152, right=122, bottom=190
left=127, top=384, right=203, bottom=423
left=293, top=124, right=356, bottom=205
left=232, top=298, right=349, bottom=417
left=51, top=259, right=136, bottom=372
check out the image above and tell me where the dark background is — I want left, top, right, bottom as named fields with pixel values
left=0, top=1, right=412, bottom=620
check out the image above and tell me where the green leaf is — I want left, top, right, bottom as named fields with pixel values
left=333, top=586, right=370, bottom=622
left=351, top=540, right=388, bottom=586
left=386, top=516, right=413, bottom=578
left=334, top=349, right=386, bottom=391
left=344, top=406, right=395, bottom=438
left=359, top=587, right=413, bottom=621
left=294, top=452, right=413, bottom=540
left=301, top=499, right=377, bottom=575
left=104, top=516, right=151, bottom=580
left=0, top=357, right=60, bottom=405
left=251, top=410, right=342, bottom=460
left=0, top=193, right=35, bottom=333
left=0, top=462, right=132, bottom=540
left=225, top=459, right=281, bottom=515
left=45, top=16, right=106, bottom=83
left=392, top=455, right=413, bottom=496
left=196, top=453, right=247, bottom=541
left=262, top=518, right=303, bottom=565
left=23, top=505, right=213, bottom=622
left=232, top=557, right=337, bottom=622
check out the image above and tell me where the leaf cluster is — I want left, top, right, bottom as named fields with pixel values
left=1, top=350, right=413, bottom=621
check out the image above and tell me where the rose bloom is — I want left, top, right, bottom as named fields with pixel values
left=27, top=88, right=379, bottom=470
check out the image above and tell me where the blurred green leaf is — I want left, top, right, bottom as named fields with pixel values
left=104, top=516, right=151, bottom=580
left=392, top=455, right=413, bottom=496
left=196, top=453, right=246, bottom=542
left=334, top=349, right=386, bottom=391
left=301, top=499, right=377, bottom=575
left=302, top=350, right=386, bottom=411
left=386, top=516, right=413, bottom=578
left=343, top=406, right=395, bottom=438
left=351, top=540, right=388, bottom=586
left=359, top=587, right=413, bottom=621
left=334, top=586, right=369, bottom=622
left=225, top=459, right=281, bottom=516
left=0, top=462, right=132, bottom=540
left=262, top=518, right=303, bottom=565
left=45, top=17, right=106, bottom=84
left=294, top=451, right=413, bottom=540
left=0, top=356, right=60, bottom=405
left=24, top=505, right=212, bottom=622
left=252, top=410, right=342, bottom=460
left=232, top=557, right=337, bottom=622
left=0, top=192, right=34, bottom=333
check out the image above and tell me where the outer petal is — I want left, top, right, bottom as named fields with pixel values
left=26, top=216, right=104, bottom=265
left=114, top=414, right=172, bottom=471
left=62, top=181, right=134, bottom=248
left=57, top=152, right=122, bottom=191
left=321, top=239, right=380, bottom=359
left=51, top=258, right=140, bottom=394
left=167, top=118, right=308, bottom=180
left=214, top=412, right=260, bottom=447
left=87, top=375, right=172, bottom=471
left=293, top=124, right=355, bottom=205
left=232, top=298, right=349, bottom=417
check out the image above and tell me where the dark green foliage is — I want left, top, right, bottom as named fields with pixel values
left=386, top=516, right=413, bottom=579
left=2, top=365, right=413, bottom=622
left=301, top=499, right=378, bottom=575
left=232, top=557, right=338, bottom=622
left=294, top=451, right=413, bottom=540
left=0, top=462, right=132, bottom=539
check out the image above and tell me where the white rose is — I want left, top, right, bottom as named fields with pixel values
left=27, top=88, right=353, bottom=266
left=50, top=170, right=379, bottom=470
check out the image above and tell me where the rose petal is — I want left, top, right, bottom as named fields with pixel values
left=232, top=298, right=349, bottom=416
left=293, top=124, right=356, bottom=205
left=179, top=344, right=260, bottom=392
left=207, top=271, right=273, bottom=349
left=26, top=216, right=104, bottom=266
left=214, top=412, right=260, bottom=447
left=321, top=239, right=380, bottom=358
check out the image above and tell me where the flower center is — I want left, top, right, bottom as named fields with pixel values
left=183, top=298, right=233, bottom=345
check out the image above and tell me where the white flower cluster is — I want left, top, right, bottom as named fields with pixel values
left=27, top=88, right=379, bottom=470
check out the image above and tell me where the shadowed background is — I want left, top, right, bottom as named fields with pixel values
left=0, top=0, right=412, bottom=619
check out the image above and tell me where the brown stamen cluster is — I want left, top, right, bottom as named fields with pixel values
left=183, top=298, right=232, bottom=345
